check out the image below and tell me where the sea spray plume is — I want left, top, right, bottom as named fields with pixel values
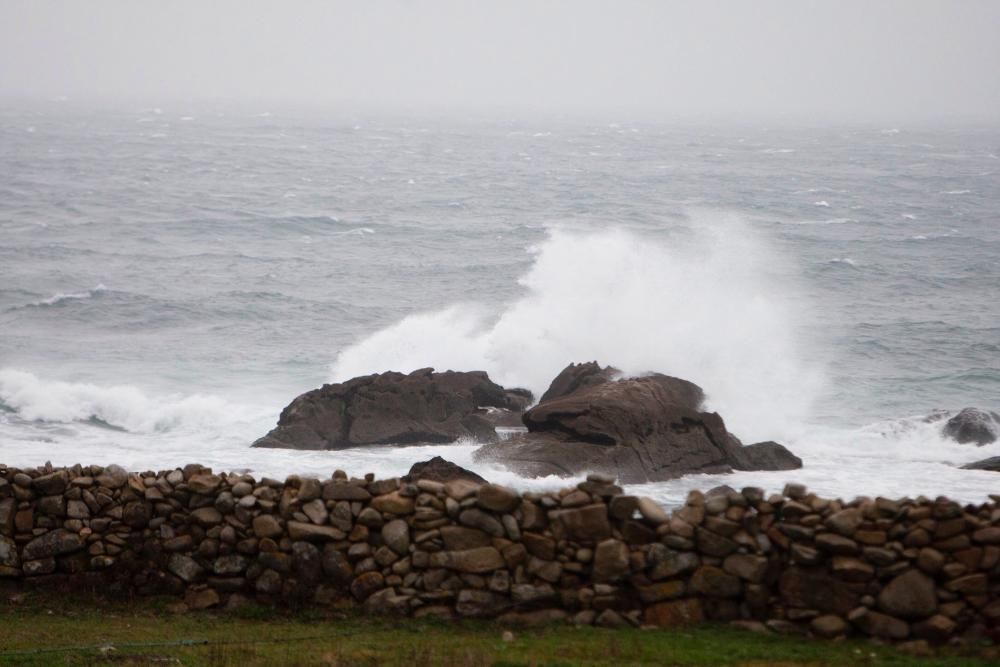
left=330, top=214, right=825, bottom=443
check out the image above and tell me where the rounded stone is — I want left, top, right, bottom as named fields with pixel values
left=381, top=519, right=410, bottom=556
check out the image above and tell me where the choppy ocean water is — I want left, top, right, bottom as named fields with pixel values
left=1, top=102, right=998, bottom=506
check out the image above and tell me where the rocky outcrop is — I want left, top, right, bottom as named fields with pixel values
left=943, top=408, right=999, bottom=446
left=402, top=457, right=488, bottom=485
left=537, top=361, right=622, bottom=403
left=731, top=441, right=803, bottom=471
left=474, top=362, right=801, bottom=483
left=1, top=464, right=997, bottom=645
left=962, top=457, right=1000, bottom=472
left=253, top=368, right=525, bottom=450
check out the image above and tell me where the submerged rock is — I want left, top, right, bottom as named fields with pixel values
left=942, top=407, right=999, bottom=446
left=474, top=362, right=801, bottom=483
left=252, top=368, right=525, bottom=450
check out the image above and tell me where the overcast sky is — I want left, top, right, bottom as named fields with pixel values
left=1, top=0, right=998, bottom=120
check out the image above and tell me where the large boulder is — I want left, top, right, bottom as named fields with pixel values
left=942, top=408, right=999, bottom=446
left=474, top=362, right=801, bottom=483
left=253, top=368, right=525, bottom=450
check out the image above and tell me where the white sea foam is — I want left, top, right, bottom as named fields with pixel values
left=331, top=216, right=824, bottom=444
left=814, top=200, right=830, bottom=207
left=943, top=190, right=971, bottom=195
left=827, top=257, right=857, bottom=267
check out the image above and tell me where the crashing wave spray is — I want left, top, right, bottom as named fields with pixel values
left=331, top=213, right=825, bottom=442
left=0, top=369, right=252, bottom=434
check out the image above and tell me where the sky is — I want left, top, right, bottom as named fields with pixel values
left=1, top=0, right=998, bottom=121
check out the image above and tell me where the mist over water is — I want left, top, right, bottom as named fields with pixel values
left=1, top=104, right=998, bottom=504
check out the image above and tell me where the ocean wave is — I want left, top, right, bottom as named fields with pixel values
left=330, top=216, right=825, bottom=444
left=0, top=368, right=253, bottom=434
left=907, top=229, right=960, bottom=241
left=826, top=257, right=858, bottom=267
left=784, top=218, right=856, bottom=226
left=330, top=227, right=376, bottom=236
left=22, top=284, right=107, bottom=308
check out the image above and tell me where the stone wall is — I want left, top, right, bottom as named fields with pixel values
left=1, top=463, right=998, bottom=644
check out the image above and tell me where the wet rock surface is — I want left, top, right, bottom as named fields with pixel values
left=252, top=368, right=525, bottom=450
left=475, top=362, right=801, bottom=483
left=943, top=407, right=999, bottom=446
left=402, top=456, right=488, bottom=485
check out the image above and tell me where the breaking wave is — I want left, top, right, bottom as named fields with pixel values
left=0, top=368, right=251, bottom=434
left=331, top=215, right=825, bottom=443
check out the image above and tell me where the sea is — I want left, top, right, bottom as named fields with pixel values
left=1, top=101, right=998, bottom=507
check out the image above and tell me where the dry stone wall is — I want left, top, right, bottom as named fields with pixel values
left=1, top=463, right=998, bottom=645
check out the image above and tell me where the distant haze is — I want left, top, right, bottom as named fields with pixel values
left=2, top=0, right=999, bottom=120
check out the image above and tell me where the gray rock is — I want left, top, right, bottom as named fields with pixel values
left=429, top=547, right=505, bottom=573
left=168, top=554, right=204, bottom=583
left=476, top=484, right=520, bottom=513
left=636, top=497, right=669, bottom=524
left=942, top=407, right=999, bottom=445
left=302, top=499, right=328, bottom=525
left=32, top=470, right=68, bottom=496
left=95, top=465, right=127, bottom=489
left=961, top=456, right=1000, bottom=471
left=213, top=554, right=249, bottom=576
left=287, top=521, right=346, bottom=542
left=550, top=504, right=611, bottom=542
left=0, top=535, right=20, bottom=571
left=253, top=368, right=521, bottom=449
left=403, top=456, right=488, bottom=485
left=592, top=539, right=629, bottom=582
left=475, top=362, right=800, bottom=483
left=382, top=519, right=410, bottom=556
left=878, top=570, right=937, bottom=619
left=23, top=530, right=83, bottom=560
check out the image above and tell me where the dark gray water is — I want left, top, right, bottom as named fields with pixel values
left=1, top=102, right=998, bottom=503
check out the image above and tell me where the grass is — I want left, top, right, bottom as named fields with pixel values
left=0, top=592, right=995, bottom=666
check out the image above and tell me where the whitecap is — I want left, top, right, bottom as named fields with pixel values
left=25, top=284, right=107, bottom=308
left=901, top=213, right=917, bottom=220
left=943, top=190, right=971, bottom=195
left=784, top=218, right=855, bottom=226
left=813, top=200, right=830, bottom=207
